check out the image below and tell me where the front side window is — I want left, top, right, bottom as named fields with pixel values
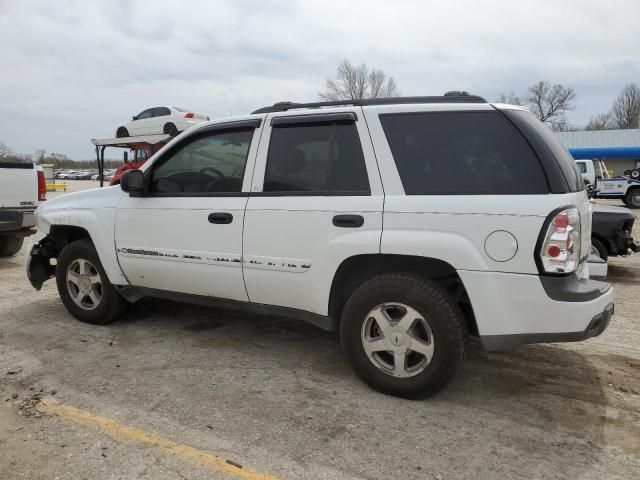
left=264, top=122, right=369, bottom=194
left=149, top=128, right=254, bottom=194
left=380, top=111, right=549, bottom=195
left=136, top=109, right=153, bottom=120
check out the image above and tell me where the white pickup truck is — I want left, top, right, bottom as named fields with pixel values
left=0, top=162, right=45, bottom=256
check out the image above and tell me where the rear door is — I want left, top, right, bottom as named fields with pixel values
left=242, top=110, right=384, bottom=315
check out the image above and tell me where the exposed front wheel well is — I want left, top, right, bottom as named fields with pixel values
left=28, top=226, right=94, bottom=290
left=49, top=225, right=93, bottom=253
left=328, top=254, right=478, bottom=336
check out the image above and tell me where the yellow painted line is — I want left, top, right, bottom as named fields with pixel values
left=39, top=400, right=279, bottom=480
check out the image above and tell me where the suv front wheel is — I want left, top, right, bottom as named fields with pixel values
left=56, top=239, right=127, bottom=325
left=340, top=273, right=467, bottom=399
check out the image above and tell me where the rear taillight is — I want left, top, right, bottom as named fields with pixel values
left=539, top=207, right=580, bottom=274
left=184, top=112, right=194, bottom=118
left=37, top=170, right=46, bottom=201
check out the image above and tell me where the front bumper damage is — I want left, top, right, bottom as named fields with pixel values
left=26, top=236, right=57, bottom=290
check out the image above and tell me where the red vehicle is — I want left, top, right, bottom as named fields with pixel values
left=109, top=143, right=165, bottom=186
left=90, top=134, right=170, bottom=187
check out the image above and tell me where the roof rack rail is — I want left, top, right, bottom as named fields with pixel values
left=251, top=93, right=487, bottom=114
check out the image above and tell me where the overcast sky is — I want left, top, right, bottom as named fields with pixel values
left=1, top=0, right=639, bottom=160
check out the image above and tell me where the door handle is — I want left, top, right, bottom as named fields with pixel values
left=208, top=212, right=233, bottom=224
left=332, top=214, right=364, bottom=228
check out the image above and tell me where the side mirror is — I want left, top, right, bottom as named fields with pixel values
left=132, top=116, right=137, bottom=121
left=120, top=169, right=144, bottom=194
left=123, top=151, right=128, bottom=163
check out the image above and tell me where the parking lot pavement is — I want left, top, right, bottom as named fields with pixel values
left=1, top=188, right=639, bottom=479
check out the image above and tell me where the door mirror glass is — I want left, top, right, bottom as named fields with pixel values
left=120, top=169, right=144, bottom=194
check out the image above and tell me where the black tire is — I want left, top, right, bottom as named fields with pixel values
left=0, top=236, right=24, bottom=257
left=591, top=237, right=608, bottom=261
left=340, top=273, right=467, bottom=399
left=116, top=127, right=129, bottom=138
left=164, top=123, right=178, bottom=136
left=625, top=189, right=640, bottom=209
left=55, top=239, right=127, bottom=325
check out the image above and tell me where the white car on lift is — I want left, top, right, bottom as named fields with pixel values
left=115, top=107, right=209, bottom=138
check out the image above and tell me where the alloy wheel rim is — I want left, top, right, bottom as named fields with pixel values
left=361, top=302, right=435, bottom=378
left=66, top=258, right=103, bottom=311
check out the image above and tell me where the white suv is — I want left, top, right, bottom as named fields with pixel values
left=27, top=94, right=614, bottom=398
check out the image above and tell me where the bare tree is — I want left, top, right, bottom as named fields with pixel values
left=611, top=83, right=640, bottom=129
left=526, top=81, right=576, bottom=131
left=0, top=142, right=12, bottom=159
left=585, top=113, right=612, bottom=131
left=495, top=92, right=523, bottom=105
left=320, top=59, right=400, bottom=101
left=35, top=149, right=46, bottom=163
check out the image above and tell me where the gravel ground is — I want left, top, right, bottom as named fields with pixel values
left=1, top=181, right=638, bottom=479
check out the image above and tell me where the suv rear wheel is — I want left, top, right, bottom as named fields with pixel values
left=340, top=273, right=466, bottom=399
left=56, top=239, right=127, bottom=325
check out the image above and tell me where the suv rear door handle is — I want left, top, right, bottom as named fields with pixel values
left=208, top=212, right=233, bottom=224
left=333, top=214, right=364, bottom=228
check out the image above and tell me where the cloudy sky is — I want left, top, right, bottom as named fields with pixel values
left=1, top=0, right=639, bottom=160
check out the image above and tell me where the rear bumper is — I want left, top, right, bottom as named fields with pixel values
left=458, top=270, right=614, bottom=350
left=0, top=209, right=36, bottom=236
left=587, top=253, right=607, bottom=281
left=480, top=303, right=613, bottom=350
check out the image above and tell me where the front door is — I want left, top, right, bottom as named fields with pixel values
left=242, top=110, right=384, bottom=315
left=115, top=121, right=261, bottom=300
left=130, top=108, right=155, bottom=135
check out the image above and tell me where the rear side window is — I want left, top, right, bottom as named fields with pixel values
left=380, top=111, right=549, bottom=195
left=154, top=107, right=171, bottom=116
left=264, top=122, right=370, bottom=194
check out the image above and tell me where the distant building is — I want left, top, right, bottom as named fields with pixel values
left=556, top=129, right=640, bottom=176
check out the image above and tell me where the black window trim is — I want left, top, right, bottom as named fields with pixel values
left=271, top=112, right=357, bottom=127
left=499, top=109, right=579, bottom=193
left=260, top=117, right=371, bottom=197
left=379, top=109, right=553, bottom=196
left=250, top=190, right=370, bottom=197
left=133, top=119, right=262, bottom=198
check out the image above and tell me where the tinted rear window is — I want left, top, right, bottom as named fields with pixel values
left=380, top=111, right=549, bottom=195
left=264, top=122, right=370, bottom=194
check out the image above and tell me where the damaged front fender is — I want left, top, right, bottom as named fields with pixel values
left=26, top=236, right=57, bottom=290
